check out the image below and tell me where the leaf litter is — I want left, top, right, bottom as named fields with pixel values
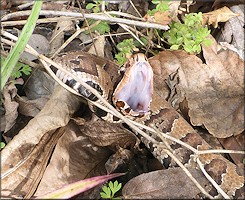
left=1, top=1, right=244, bottom=199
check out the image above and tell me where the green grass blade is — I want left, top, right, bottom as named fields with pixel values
left=1, top=0, right=43, bottom=90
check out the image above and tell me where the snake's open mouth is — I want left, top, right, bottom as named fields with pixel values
left=113, top=54, right=153, bottom=116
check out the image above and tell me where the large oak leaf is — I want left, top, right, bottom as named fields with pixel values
left=149, top=36, right=244, bottom=138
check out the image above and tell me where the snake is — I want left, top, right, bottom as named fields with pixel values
left=50, top=51, right=244, bottom=198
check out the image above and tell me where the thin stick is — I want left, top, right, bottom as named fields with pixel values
left=50, top=20, right=101, bottom=58
left=1, top=17, right=78, bottom=27
left=1, top=10, right=169, bottom=30
left=106, top=11, right=143, bottom=20
left=198, top=149, right=245, bottom=155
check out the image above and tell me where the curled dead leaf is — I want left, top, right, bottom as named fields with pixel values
left=202, top=6, right=240, bottom=28
left=1, top=85, right=81, bottom=198
left=144, top=11, right=171, bottom=25
left=77, top=118, right=138, bottom=149
left=16, top=95, right=49, bottom=117
left=34, top=121, right=111, bottom=198
left=122, top=168, right=210, bottom=199
left=217, top=5, right=244, bottom=61
left=2, top=78, right=24, bottom=132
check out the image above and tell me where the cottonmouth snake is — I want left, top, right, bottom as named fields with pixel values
left=50, top=51, right=244, bottom=198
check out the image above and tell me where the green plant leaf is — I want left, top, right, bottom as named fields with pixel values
left=90, top=21, right=110, bottom=34
left=21, top=65, right=32, bottom=75
left=115, top=52, right=128, bottom=66
left=101, top=186, right=112, bottom=198
left=12, top=63, right=32, bottom=78
left=113, top=181, right=122, bottom=193
left=156, top=2, right=169, bottom=12
left=1, top=1, right=42, bottom=90
left=1, top=142, right=6, bottom=149
left=100, top=180, right=122, bottom=199
left=163, top=12, right=212, bottom=54
left=152, top=0, right=160, bottom=4
left=1, top=56, right=32, bottom=79
left=192, top=44, right=201, bottom=53
left=86, top=3, right=96, bottom=10
left=93, top=6, right=100, bottom=13
left=170, top=44, right=180, bottom=50
left=134, top=37, right=148, bottom=47
left=147, top=8, right=157, bottom=16
left=109, top=181, right=114, bottom=191
left=115, top=39, right=137, bottom=66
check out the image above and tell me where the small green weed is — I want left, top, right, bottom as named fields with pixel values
left=85, top=19, right=110, bottom=35
left=86, top=0, right=108, bottom=13
left=100, top=180, right=122, bottom=199
left=12, top=64, right=32, bottom=79
left=85, top=0, right=110, bottom=35
left=163, top=12, right=212, bottom=54
left=147, top=0, right=170, bottom=16
left=1, top=56, right=32, bottom=79
left=115, top=39, right=139, bottom=66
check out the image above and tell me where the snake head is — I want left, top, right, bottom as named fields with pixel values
left=113, top=53, right=153, bottom=117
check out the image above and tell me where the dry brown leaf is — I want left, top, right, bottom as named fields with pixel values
left=105, top=148, right=134, bottom=174
left=217, top=4, right=244, bottom=60
left=218, top=135, right=245, bottom=174
left=41, top=1, right=71, bottom=11
left=149, top=50, right=181, bottom=100
left=122, top=168, right=211, bottom=199
left=75, top=118, right=139, bottom=174
left=2, top=79, right=23, bottom=132
left=1, top=128, right=64, bottom=199
left=34, top=121, right=111, bottom=199
left=88, top=36, right=105, bottom=57
left=144, top=11, right=171, bottom=25
left=202, top=6, right=240, bottom=28
left=1, top=85, right=81, bottom=198
left=1, top=0, right=12, bottom=10
left=149, top=35, right=244, bottom=138
left=76, top=118, right=138, bottom=149
left=118, top=0, right=148, bottom=17
left=16, top=95, right=49, bottom=117
left=197, top=35, right=244, bottom=137
left=154, top=11, right=172, bottom=25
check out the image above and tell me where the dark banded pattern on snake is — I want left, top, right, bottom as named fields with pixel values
left=50, top=51, right=244, bottom=198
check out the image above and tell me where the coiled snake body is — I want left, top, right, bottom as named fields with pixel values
left=51, top=51, right=244, bottom=198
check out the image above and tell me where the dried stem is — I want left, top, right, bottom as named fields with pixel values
left=1, top=10, right=169, bottom=30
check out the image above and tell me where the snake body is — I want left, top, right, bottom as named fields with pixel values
left=51, top=51, right=244, bottom=198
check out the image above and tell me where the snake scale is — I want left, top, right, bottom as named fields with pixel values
left=50, top=51, right=244, bottom=198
